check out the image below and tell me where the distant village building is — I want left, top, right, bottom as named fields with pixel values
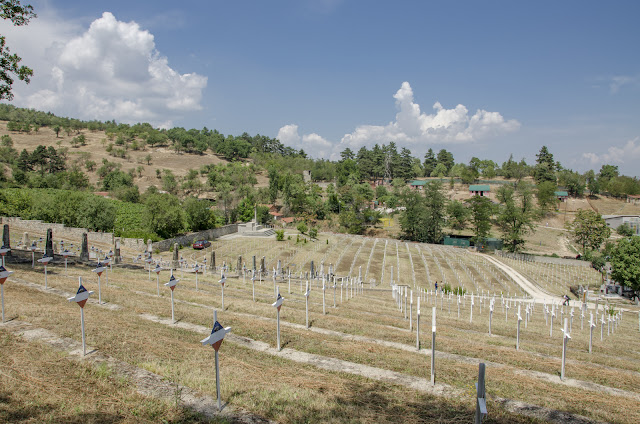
left=409, top=180, right=427, bottom=190
left=555, top=191, right=569, bottom=202
left=602, top=215, right=640, bottom=235
left=469, top=184, right=490, bottom=197
left=627, top=194, right=640, bottom=206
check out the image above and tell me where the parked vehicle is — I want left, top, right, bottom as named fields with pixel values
left=192, top=240, right=211, bottom=249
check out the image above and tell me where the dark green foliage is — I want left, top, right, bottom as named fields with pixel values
left=566, top=209, right=611, bottom=254
left=400, top=181, right=446, bottom=243
left=534, top=146, right=556, bottom=184
left=183, top=197, right=215, bottom=231
left=610, top=236, right=640, bottom=292
left=446, top=200, right=469, bottom=230
left=468, top=195, right=493, bottom=246
left=496, top=184, right=535, bottom=252
left=143, top=192, right=185, bottom=239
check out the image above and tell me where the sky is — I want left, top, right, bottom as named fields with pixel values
left=1, top=0, right=639, bottom=176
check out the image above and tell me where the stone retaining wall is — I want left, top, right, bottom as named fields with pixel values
left=0, top=216, right=146, bottom=251
left=151, top=224, right=238, bottom=252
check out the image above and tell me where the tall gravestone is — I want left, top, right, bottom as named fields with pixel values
left=261, top=256, right=266, bottom=272
left=114, top=238, right=121, bottom=264
left=210, top=250, right=216, bottom=268
left=80, top=233, right=89, bottom=261
left=22, top=232, right=29, bottom=247
left=173, top=243, right=179, bottom=269
left=252, top=255, right=256, bottom=271
left=310, top=260, right=315, bottom=277
left=237, top=256, right=242, bottom=273
left=147, top=239, right=153, bottom=254
left=45, top=229, right=54, bottom=257
left=2, top=224, right=11, bottom=255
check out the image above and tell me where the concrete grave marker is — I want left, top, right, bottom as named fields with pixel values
left=218, top=274, right=226, bottom=310
left=164, top=273, right=180, bottom=323
left=92, top=261, right=106, bottom=304
left=37, top=253, right=53, bottom=289
left=0, top=265, right=14, bottom=322
left=561, top=317, right=571, bottom=380
left=0, top=245, right=9, bottom=267
left=200, top=310, right=231, bottom=411
left=67, top=277, right=94, bottom=356
left=431, top=306, right=436, bottom=385
left=271, top=289, right=285, bottom=351
left=153, top=263, right=163, bottom=295
left=305, top=281, right=310, bottom=328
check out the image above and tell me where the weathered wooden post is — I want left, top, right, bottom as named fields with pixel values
left=475, top=363, right=488, bottom=424
left=67, top=277, right=94, bottom=356
left=200, top=310, right=231, bottom=411
left=272, top=289, right=284, bottom=351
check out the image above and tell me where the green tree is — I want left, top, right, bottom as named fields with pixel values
left=0, top=0, right=36, bottom=100
left=309, top=227, right=318, bottom=239
left=468, top=195, right=493, bottom=246
left=617, top=223, right=634, bottom=237
left=430, top=163, right=447, bottom=177
left=566, top=209, right=611, bottom=254
left=534, top=146, right=556, bottom=184
left=446, top=199, right=469, bottom=230
left=423, top=148, right=436, bottom=177
left=610, top=236, right=640, bottom=292
left=297, top=222, right=308, bottom=234
left=536, top=180, right=558, bottom=212
left=496, top=184, right=535, bottom=252
left=184, top=197, right=213, bottom=231
left=436, top=149, right=455, bottom=173
left=143, top=192, right=185, bottom=239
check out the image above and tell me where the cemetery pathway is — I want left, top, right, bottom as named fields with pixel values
left=481, top=254, right=558, bottom=301
left=0, top=319, right=274, bottom=424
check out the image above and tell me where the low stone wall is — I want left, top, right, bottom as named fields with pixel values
left=496, top=250, right=591, bottom=268
left=151, top=224, right=238, bottom=252
left=0, top=216, right=145, bottom=252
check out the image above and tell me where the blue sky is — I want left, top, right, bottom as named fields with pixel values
left=2, top=0, right=639, bottom=175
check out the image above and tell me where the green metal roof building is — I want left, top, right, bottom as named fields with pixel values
left=469, top=184, right=490, bottom=196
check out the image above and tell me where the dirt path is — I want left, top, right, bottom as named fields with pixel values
left=481, top=254, right=559, bottom=301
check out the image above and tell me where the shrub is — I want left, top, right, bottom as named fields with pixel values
left=275, top=229, right=285, bottom=241
left=297, top=222, right=308, bottom=234
left=452, top=286, right=467, bottom=295
left=309, top=227, right=318, bottom=239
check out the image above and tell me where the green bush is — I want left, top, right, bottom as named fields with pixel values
left=297, top=222, right=308, bottom=234
left=452, top=286, right=467, bottom=295
left=275, top=229, right=285, bottom=241
left=442, top=283, right=452, bottom=294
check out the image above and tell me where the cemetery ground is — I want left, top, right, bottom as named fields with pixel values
left=1, top=235, right=639, bottom=423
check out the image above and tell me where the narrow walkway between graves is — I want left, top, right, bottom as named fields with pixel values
left=481, top=253, right=558, bottom=301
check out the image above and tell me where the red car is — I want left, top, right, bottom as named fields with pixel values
left=192, top=240, right=211, bottom=249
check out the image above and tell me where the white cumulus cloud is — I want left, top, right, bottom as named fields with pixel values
left=4, top=11, right=206, bottom=127
left=278, top=81, right=520, bottom=159
left=277, top=124, right=333, bottom=158
left=339, top=81, right=520, bottom=151
left=582, top=137, right=640, bottom=166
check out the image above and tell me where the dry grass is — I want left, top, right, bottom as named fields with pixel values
left=3, top=256, right=640, bottom=423
left=0, top=331, right=219, bottom=423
